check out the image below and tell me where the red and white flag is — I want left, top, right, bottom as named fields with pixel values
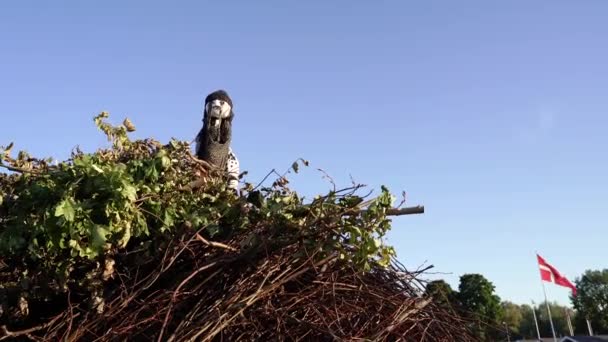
left=536, top=254, right=577, bottom=296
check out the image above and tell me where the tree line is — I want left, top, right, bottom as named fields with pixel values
left=425, top=269, right=608, bottom=340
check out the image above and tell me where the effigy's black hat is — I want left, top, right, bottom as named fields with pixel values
left=205, top=90, right=233, bottom=108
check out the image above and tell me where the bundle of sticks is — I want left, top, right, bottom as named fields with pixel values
left=0, top=218, right=474, bottom=342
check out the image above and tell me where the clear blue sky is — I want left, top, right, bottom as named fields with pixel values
left=1, top=1, right=605, bottom=306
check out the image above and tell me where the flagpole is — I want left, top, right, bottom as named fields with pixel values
left=541, top=280, right=557, bottom=342
left=531, top=300, right=541, bottom=341
left=586, top=318, right=594, bottom=336
left=535, top=251, right=557, bottom=341
left=565, top=307, right=574, bottom=336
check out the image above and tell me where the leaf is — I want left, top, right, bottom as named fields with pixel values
left=205, top=224, right=220, bottom=238
left=91, top=164, right=104, bottom=173
left=72, top=155, right=89, bottom=167
left=91, top=225, right=110, bottom=249
left=160, top=156, right=171, bottom=169
left=340, top=196, right=363, bottom=208
left=1, top=142, right=14, bottom=159
left=117, top=222, right=131, bottom=248
left=121, top=184, right=137, bottom=201
left=123, top=118, right=136, bottom=132
left=145, top=165, right=159, bottom=180
left=55, top=198, right=76, bottom=222
left=291, top=161, right=299, bottom=174
left=163, top=210, right=175, bottom=227
left=135, top=212, right=149, bottom=236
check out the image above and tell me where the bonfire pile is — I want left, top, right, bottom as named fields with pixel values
left=0, top=113, right=474, bottom=341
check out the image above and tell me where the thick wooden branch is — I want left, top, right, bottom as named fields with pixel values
left=386, top=205, right=424, bottom=216
left=343, top=205, right=424, bottom=217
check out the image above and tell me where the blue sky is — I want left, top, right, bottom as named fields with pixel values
left=1, top=1, right=605, bottom=306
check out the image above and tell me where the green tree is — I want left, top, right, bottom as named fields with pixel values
left=534, top=301, right=572, bottom=338
left=425, top=280, right=458, bottom=312
left=457, top=274, right=504, bottom=341
left=571, top=269, right=608, bottom=334
left=501, top=301, right=523, bottom=336
left=518, top=304, right=540, bottom=339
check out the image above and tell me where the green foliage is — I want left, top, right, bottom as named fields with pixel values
left=571, top=269, right=608, bottom=334
left=423, top=273, right=596, bottom=340
left=0, top=113, right=401, bottom=321
left=423, top=275, right=507, bottom=340
left=457, top=274, right=504, bottom=341
left=534, top=301, right=574, bottom=338
left=425, top=280, right=458, bottom=312
left=457, top=274, right=503, bottom=319
left=501, top=301, right=523, bottom=335
left=517, top=304, right=539, bottom=339
left=499, top=302, right=573, bottom=340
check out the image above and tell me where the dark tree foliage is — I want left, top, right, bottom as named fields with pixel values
left=571, top=269, right=608, bottom=335
left=533, top=301, right=574, bottom=338
left=518, top=304, right=540, bottom=339
left=502, top=301, right=523, bottom=337
left=426, top=279, right=459, bottom=312
left=457, top=274, right=504, bottom=341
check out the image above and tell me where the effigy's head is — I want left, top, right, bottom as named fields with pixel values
left=203, top=89, right=234, bottom=145
left=204, top=90, right=233, bottom=120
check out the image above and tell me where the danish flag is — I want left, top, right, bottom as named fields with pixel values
left=537, top=254, right=577, bottom=296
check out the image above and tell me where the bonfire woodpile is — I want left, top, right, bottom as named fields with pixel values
left=0, top=113, right=475, bottom=341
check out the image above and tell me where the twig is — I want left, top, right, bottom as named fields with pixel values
left=251, top=168, right=280, bottom=191
left=252, top=158, right=309, bottom=192
left=317, top=168, right=336, bottom=192
left=157, top=260, right=221, bottom=342
left=195, top=233, right=237, bottom=252
left=0, top=162, right=41, bottom=174
left=396, top=190, right=407, bottom=209
left=0, top=313, right=62, bottom=341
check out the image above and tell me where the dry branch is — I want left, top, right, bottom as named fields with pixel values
left=1, top=225, right=474, bottom=341
left=195, top=233, right=237, bottom=251
left=387, top=205, right=425, bottom=216
left=343, top=205, right=425, bottom=217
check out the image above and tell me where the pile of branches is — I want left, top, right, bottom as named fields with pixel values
left=0, top=113, right=474, bottom=341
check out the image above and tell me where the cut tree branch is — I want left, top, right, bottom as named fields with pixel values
left=195, top=233, right=237, bottom=252
left=386, top=206, right=424, bottom=216
left=343, top=205, right=425, bottom=217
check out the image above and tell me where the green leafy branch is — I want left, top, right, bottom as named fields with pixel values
left=0, top=112, right=424, bottom=325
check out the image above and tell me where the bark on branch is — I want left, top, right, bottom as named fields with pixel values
left=386, top=206, right=424, bottom=216
left=344, top=205, right=424, bottom=217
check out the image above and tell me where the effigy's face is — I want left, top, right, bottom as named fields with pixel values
left=206, top=99, right=232, bottom=121
left=205, top=99, right=232, bottom=144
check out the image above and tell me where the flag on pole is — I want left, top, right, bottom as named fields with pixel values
left=536, top=254, right=577, bottom=296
